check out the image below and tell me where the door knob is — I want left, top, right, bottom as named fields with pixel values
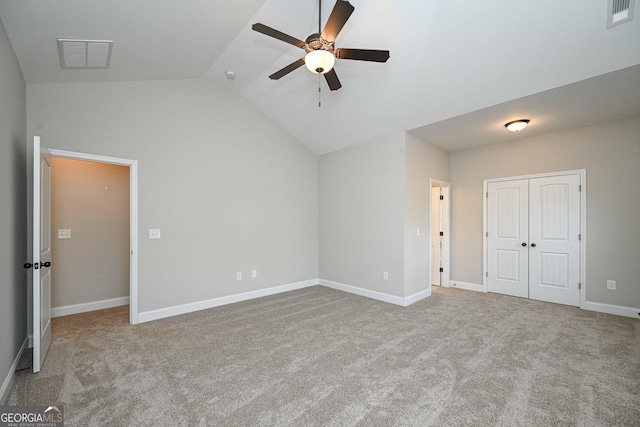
left=23, top=262, right=51, bottom=269
left=521, top=242, right=527, bottom=247
left=531, top=243, right=537, bottom=247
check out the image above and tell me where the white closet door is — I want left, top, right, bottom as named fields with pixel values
left=487, top=179, right=529, bottom=298
left=529, top=174, right=581, bottom=306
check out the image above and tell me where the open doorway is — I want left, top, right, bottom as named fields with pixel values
left=430, top=179, right=450, bottom=288
left=44, top=148, right=139, bottom=326
left=50, top=158, right=130, bottom=319
left=29, top=140, right=139, bottom=372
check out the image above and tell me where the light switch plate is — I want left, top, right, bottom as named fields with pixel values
left=149, top=229, right=161, bottom=239
left=58, top=229, right=71, bottom=239
left=606, top=280, right=616, bottom=290
left=252, top=270, right=257, bottom=278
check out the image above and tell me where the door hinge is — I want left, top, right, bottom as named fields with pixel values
left=440, top=195, right=444, bottom=200
left=486, top=231, right=488, bottom=238
left=579, top=185, right=582, bottom=192
left=439, top=267, right=444, bottom=273
left=578, top=234, right=581, bottom=241
left=486, top=192, right=489, bottom=198
left=439, top=231, right=444, bottom=237
left=486, top=272, right=488, bottom=277
left=578, top=282, right=581, bottom=290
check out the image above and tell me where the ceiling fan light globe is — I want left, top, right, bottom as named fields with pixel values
left=305, top=50, right=335, bottom=74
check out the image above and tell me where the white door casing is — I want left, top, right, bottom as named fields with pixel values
left=33, top=136, right=52, bottom=373
left=487, top=179, right=529, bottom=298
left=529, top=174, right=581, bottom=306
left=46, top=148, right=140, bottom=325
left=431, top=186, right=441, bottom=286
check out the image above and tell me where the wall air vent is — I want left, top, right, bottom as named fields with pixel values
left=607, top=0, right=635, bottom=28
left=57, top=39, right=113, bottom=69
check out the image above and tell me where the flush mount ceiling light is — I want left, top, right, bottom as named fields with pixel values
left=57, top=39, right=113, bottom=69
left=504, top=119, right=530, bottom=132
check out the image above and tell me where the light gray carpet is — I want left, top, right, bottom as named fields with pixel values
left=6, top=286, right=640, bottom=426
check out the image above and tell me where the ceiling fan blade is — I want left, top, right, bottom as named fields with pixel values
left=252, top=23, right=306, bottom=49
left=321, top=0, right=355, bottom=42
left=269, top=58, right=306, bottom=80
left=324, top=68, right=342, bottom=91
left=335, top=48, right=390, bottom=63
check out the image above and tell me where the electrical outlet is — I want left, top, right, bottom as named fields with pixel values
left=149, top=229, right=161, bottom=239
left=606, top=280, right=616, bottom=290
left=252, top=270, right=257, bottom=278
left=236, top=272, right=242, bottom=281
left=383, top=272, right=389, bottom=281
left=416, top=227, right=421, bottom=236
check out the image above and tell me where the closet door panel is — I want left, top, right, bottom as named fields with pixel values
left=487, top=180, right=529, bottom=298
left=529, top=174, right=581, bottom=306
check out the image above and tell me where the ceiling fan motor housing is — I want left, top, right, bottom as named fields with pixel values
left=305, top=33, right=334, bottom=53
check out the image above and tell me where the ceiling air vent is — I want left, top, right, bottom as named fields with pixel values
left=57, top=39, right=113, bottom=69
left=607, top=0, right=635, bottom=28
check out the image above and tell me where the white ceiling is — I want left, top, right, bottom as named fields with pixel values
left=409, top=64, right=640, bottom=152
left=2, top=0, right=640, bottom=155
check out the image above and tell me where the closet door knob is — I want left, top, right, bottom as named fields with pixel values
left=531, top=243, right=537, bottom=247
left=521, top=242, right=527, bottom=247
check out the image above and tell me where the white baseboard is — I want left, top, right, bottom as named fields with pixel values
left=583, top=301, right=640, bottom=319
left=319, top=279, right=431, bottom=307
left=137, top=279, right=319, bottom=324
left=449, top=280, right=484, bottom=292
left=405, top=287, right=432, bottom=306
left=319, top=279, right=405, bottom=306
left=1, top=336, right=28, bottom=404
left=51, top=296, right=130, bottom=318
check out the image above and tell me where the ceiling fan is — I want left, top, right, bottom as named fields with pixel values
left=252, top=0, right=390, bottom=91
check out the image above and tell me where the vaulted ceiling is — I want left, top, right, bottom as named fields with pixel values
left=2, top=0, right=640, bottom=154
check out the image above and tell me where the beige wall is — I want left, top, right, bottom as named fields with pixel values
left=450, top=116, right=640, bottom=307
left=0, top=17, right=27, bottom=401
left=51, top=158, right=129, bottom=308
left=404, top=133, right=450, bottom=296
left=319, top=132, right=450, bottom=299
left=27, top=79, right=318, bottom=314
left=319, top=133, right=406, bottom=297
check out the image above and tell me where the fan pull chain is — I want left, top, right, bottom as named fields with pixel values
left=318, top=74, right=322, bottom=107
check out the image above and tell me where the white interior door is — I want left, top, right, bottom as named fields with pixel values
left=431, top=187, right=441, bottom=286
left=33, top=136, right=52, bottom=373
left=487, top=179, right=529, bottom=298
left=529, top=174, right=581, bottom=306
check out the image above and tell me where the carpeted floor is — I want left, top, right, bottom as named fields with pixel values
left=6, top=286, right=640, bottom=426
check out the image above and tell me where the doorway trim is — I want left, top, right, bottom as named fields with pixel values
left=48, top=148, right=139, bottom=324
left=430, top=179, right=450, bottom=289
left=482, top=169, right=586, bottom=309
